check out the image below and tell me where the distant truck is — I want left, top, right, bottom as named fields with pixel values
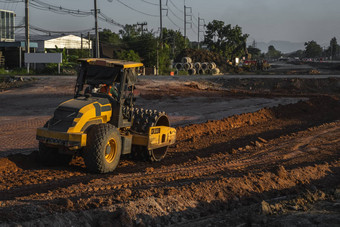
left=241, top=60, right=270, bottom=71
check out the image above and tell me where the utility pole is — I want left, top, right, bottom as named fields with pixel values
left=88, top=32, right=91, bottom=57
left=25, top=0, right=30, bottom=72
left=137, top=22, right=147, bottom=35
left=184, top=5, right=186, bottom=41
left=159, top=0, right=167, bottom=46
left=197, top=16, right=205, bottom=49
left=184, top=4, right=192, bottom=47
left=94, top=0, right=100, bottom=58
left=81, top=33, right=83, bottom=58
left=159, top=0, right=163, bottom=42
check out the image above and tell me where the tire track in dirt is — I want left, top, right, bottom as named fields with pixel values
left=0, top=96, right=339, bottom=224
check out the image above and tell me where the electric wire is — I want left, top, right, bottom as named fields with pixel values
left=30, top=0, right=93, bottom=17
left=166, top=15, right=183, bottom=30
left=167, top=6, right=183, bottom=21
left=28, top=0, right=123, bottom=28
left=30, top=24, right=94, bottom=34
left=0, top=0, right=23, bottom=3
left=115, top=0, right=158, bottom=17
left=98, top=12, right=124, bottom=28
left=168, top=0, right=183, bottom=13
left=139, top=0, right=158, bottom=6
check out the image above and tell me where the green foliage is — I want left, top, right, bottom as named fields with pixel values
left=203, top=20, right=249, bottom=59
left=42, top=46, right=78, bottom=74
left=50, top=46, right=78, bottom=68
left=247, top=46, right=261, bottom=59
left=162, top=28, right=187, bottom=59
left=176, top=70, right=188, bottom=76
left=304, top=40, right=322, bottom=58
left=100, top=29, right=122, bottom=47
left=115, top=26, right=174, bottom=73
left=266, top=45, right=282, bottom=59
left=158, top=43, right=171, bottom=74
left=116, top=50, right=141, bottom=62
left=287, top=50, right=305, bottom=59
left=0, top=68, right=31, bottom=75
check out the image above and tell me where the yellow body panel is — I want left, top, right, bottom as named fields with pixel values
left=36, top=98, right=112, bottom=148
left=67, top=102, right=111, bottom=133
left=132, top=126, right=176, bottom=150
left=78, top=58, right=143, bottom=69
left=36, top=127, right=87, bottom=147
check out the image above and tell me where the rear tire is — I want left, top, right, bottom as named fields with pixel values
left=83, top=124, right=121, bottom=173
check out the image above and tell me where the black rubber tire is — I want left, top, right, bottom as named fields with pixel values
left=38, top=142, right=73, bottom=166
left=83, top=124, right=122, bottom=173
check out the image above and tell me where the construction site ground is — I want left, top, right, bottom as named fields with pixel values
left=0, top=74, right=339, bottom=226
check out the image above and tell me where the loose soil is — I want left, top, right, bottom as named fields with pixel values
left=0, top=75, right=339, bottom=226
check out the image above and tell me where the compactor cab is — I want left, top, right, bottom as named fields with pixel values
left=37, top=58, right=176, bottom=173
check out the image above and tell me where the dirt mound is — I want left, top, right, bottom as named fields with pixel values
left=207, top=77, right=340, bottom=95
left=177, top=96, right=340, bottom=141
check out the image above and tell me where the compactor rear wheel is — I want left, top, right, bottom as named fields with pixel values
left=83, top=124, right=121, bottom=173
left=130, top=108, right=170, bottom=162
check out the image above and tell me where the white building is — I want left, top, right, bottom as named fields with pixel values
left=35, top=34, right=92, bottom=52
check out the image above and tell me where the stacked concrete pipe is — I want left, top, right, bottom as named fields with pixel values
left=183, top=63, right=191, bottom=71
left=208, top=62, right=217, bottom=70
left=188, top=68, right=196, bottom=75
left=212, top=68, right=220, bottom=75
left=194, top=62, right=202, bottom=70
left=181, top=57, right=192, bottom=64
left=175, top=63, right=183, bottom=70
left=173, top=57, right=220, bottom=75
left=198, top=69, right=205, bottom=75
left=201, top=62, right=209, bottom=70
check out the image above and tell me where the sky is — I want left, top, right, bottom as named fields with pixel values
left=2, top=0, right=340, bottom=45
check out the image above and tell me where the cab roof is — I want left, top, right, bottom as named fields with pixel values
left=78, top=58, right=143, bottom=69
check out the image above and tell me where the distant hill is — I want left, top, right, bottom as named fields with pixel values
left=251, top=41, right=305, bottom=54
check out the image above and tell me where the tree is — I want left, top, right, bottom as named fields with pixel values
left=304, top=40, right=322, bottom=58
left=162, top=28, right=187, bottom=59
left=118, top=25, right=158, bottom=67
left=119, top=24, right=141, bottom=39
left=100, top=29, right=122, bottom=46
left=247, top=46, right=261, bottom=59
left=116, top=50, right=141, bottom=62
left=266, top=45, right=281, bottom=59
left=287, top=50, right=305, bottom=59
left=330, top=37, right=339, bottom=60
left=203, top=20, right=249, bottom=59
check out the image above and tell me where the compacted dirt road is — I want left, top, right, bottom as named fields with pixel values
left=0, top=75, right=339, bottom=226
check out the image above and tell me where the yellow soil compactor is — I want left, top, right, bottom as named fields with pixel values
left=36, top=58, right=176, bottom=173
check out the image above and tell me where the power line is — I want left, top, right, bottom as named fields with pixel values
left=166, top=15, right=182, bottom=30
left=167, top=6, right=183, bottom=21
left=28, top=0, right=124, bottom=28
left=98, top=12, right=124, bottom=28
left=139, top=0, right=158, bottom=6
left=30, top=0, right=93, bottom=17
left=30, top=24, right=94, bottom=34
left=115, top=0, right=158, bottom=17
left=168, top=0, right=183, bottom=13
